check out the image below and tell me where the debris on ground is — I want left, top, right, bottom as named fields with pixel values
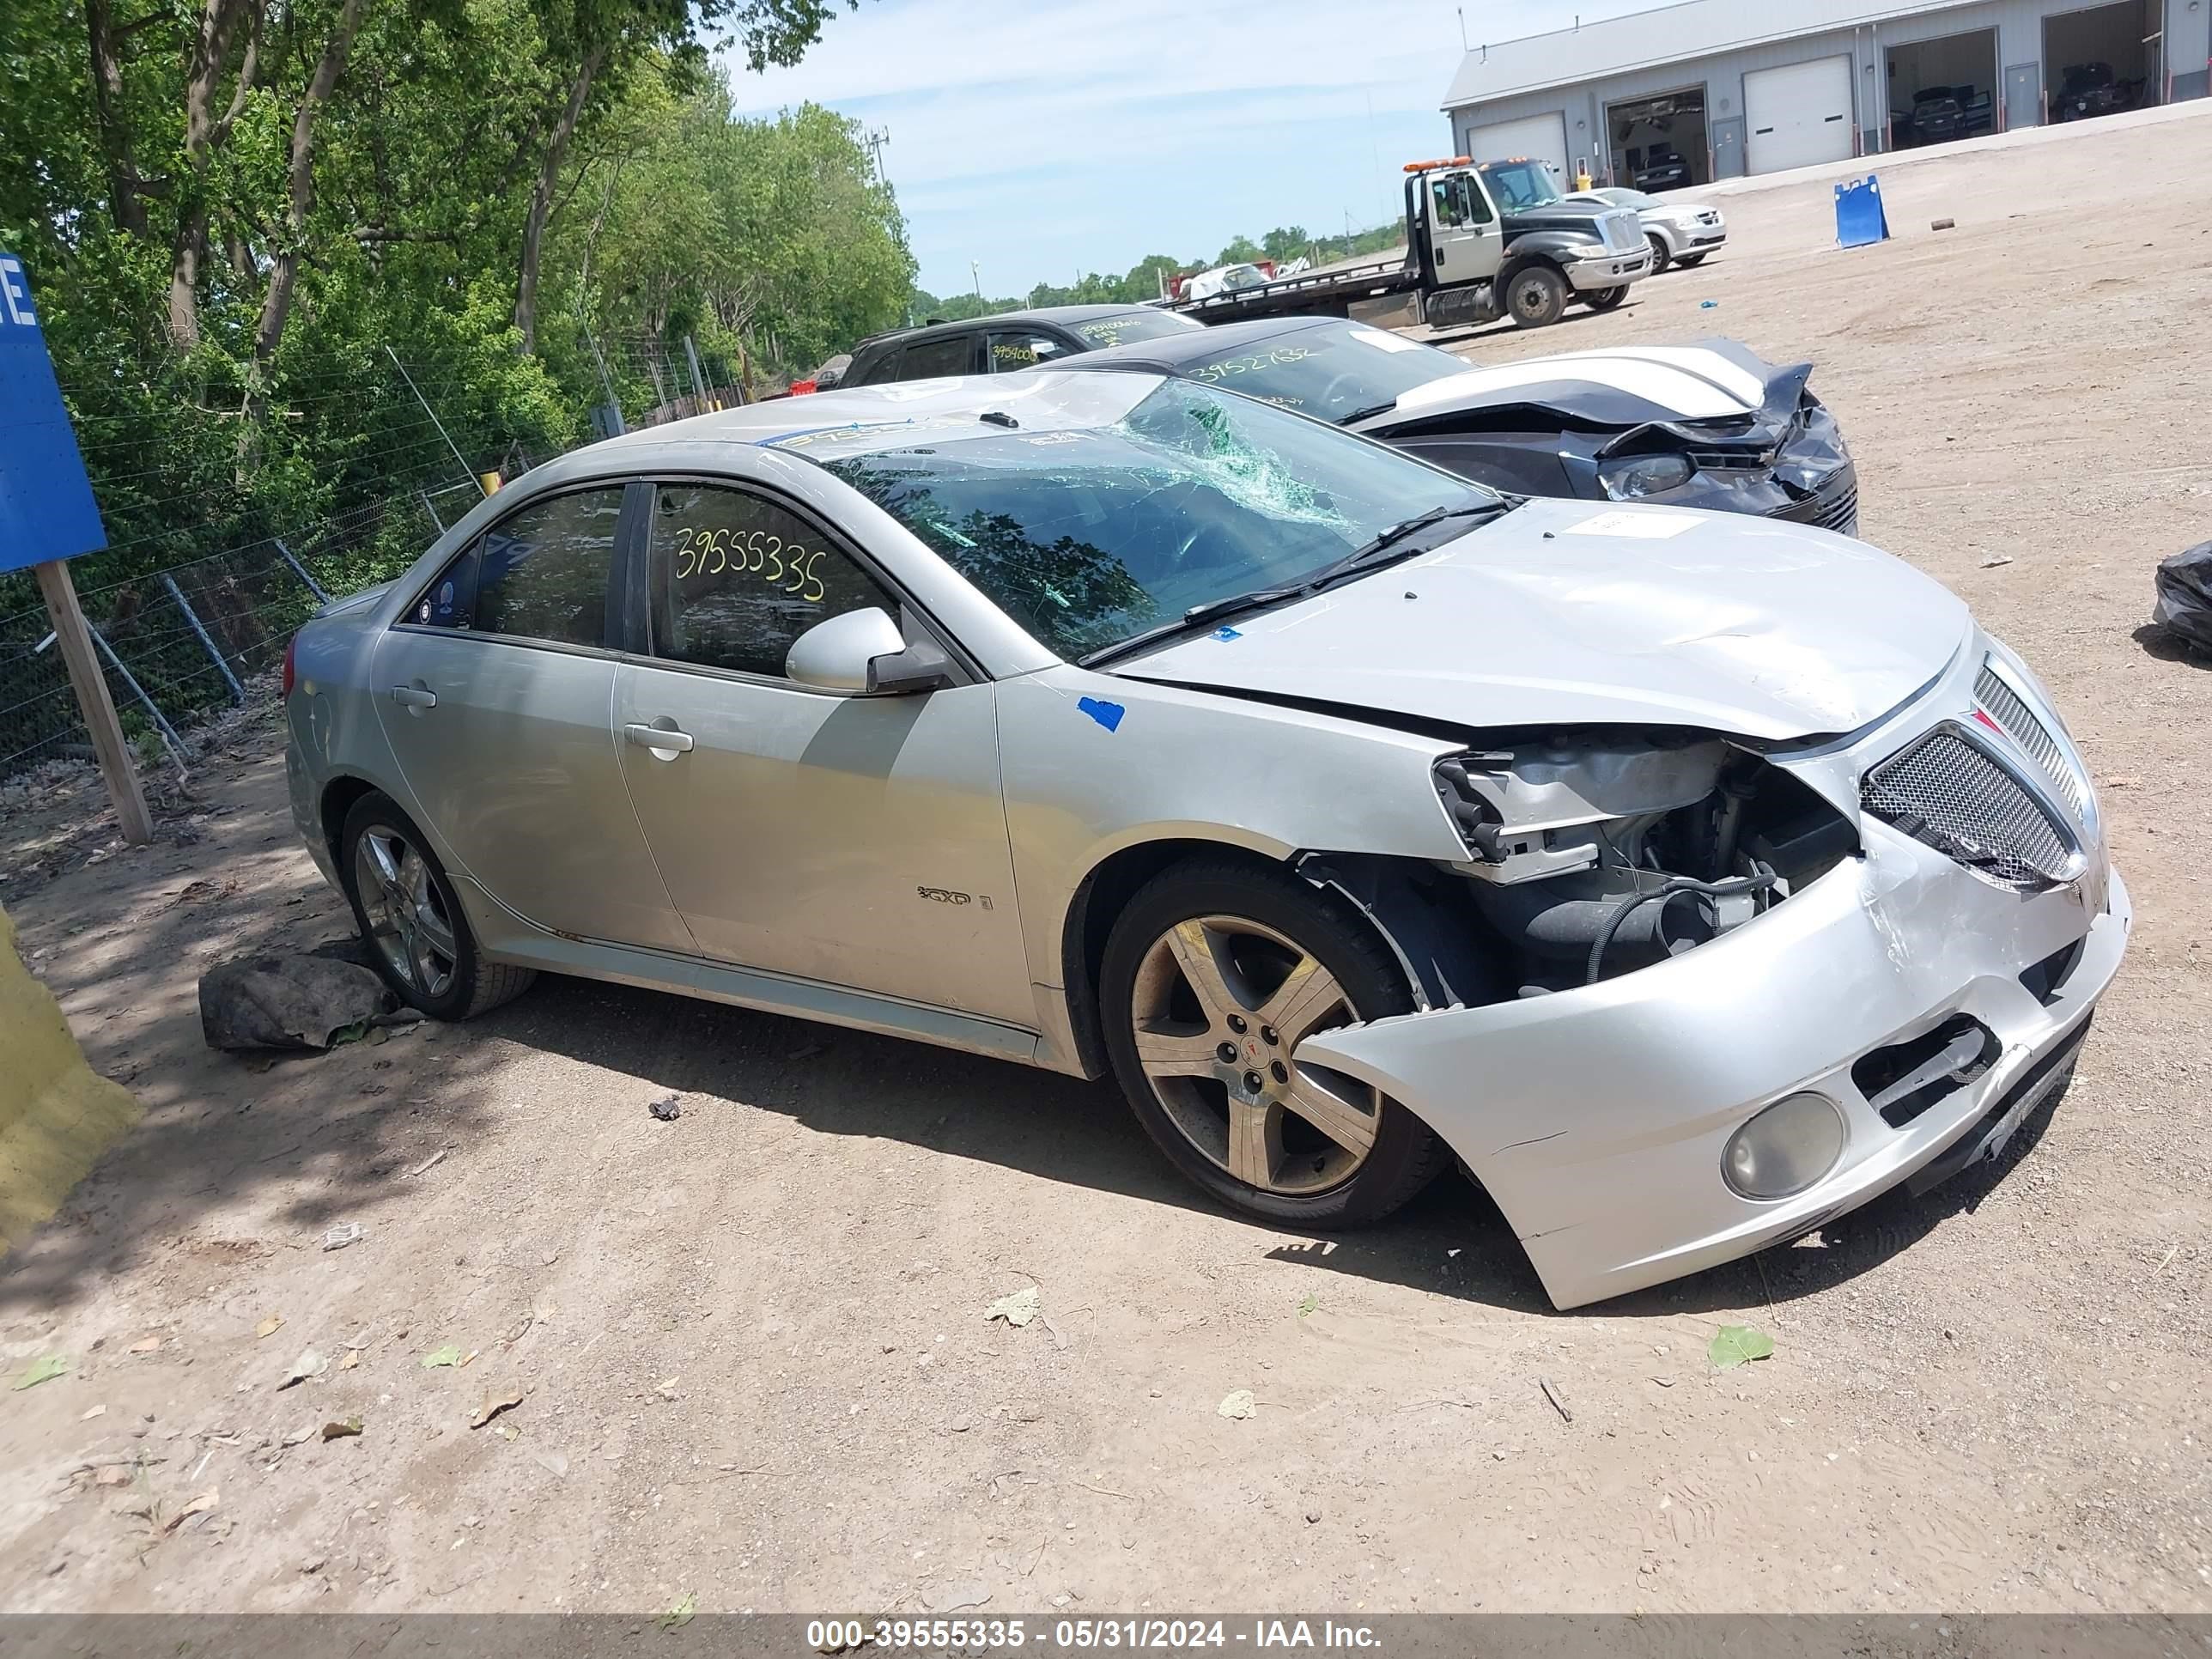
left=647, top=1093, right=682, bottom=1121
left=254, top=1314, right=284, bottom=1340
left=984, top=1285, right=1040, bottom=1328
left=320, top=1222, right=364, bottom=1251
left=468, top=1389, right=525, bottom=1429
left=1540, top=1376, right=1574, bottom=1423
left=405, top=1148, right=448, bottom=1177
left=1218, top=1389, right=1256, bottom=1420
left=198, top=955, right=397, bottom=1051
left=2153, top=540, right=2212, bottom=653
left=1931, top=217, right=1956, bottom=231
left=162, top=1488, right=218, bottom=1533
left=79, top=1403, right=106, bottom=1421
left=1297, top=1293, right=1318, bottom=1317
left=10, top=1354, right=70, bottom=1391
left=421, top=1344, right=464, bottom=1369
left=657, top=1592, right=698, bottom=1631
left=321, top=1417, right=363, bottom=1441
left=1698, top=299, right=1717, bottom=309
left=1980, top=555, right=2014, bottom=568
left=1708, top=1324, right=1777, bottom=1370
left=277, top=1349, right=328, bottom=1389
left=127, top=1337, right=160, bottom=1355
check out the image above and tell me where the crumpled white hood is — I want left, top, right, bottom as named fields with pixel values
left=1114, top=497, right=1968, bottom=742
left=1389, top=345, right=1767, bottom=422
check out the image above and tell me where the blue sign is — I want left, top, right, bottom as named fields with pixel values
left=1833, top=175, right=1891, bottom=251
left=0, top=252, right=107, bottom=574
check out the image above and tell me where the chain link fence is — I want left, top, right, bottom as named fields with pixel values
left=0, top=477, right=485, bottom=778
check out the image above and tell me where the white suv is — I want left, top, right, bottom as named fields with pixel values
left=1565, top=186, right=1726, bottom=275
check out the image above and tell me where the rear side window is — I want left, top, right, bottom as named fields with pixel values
left=410, top=487, right=623, bottom=646
left=898, top=334, right=974, bottom=379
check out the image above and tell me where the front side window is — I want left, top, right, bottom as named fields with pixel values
left=818, top=380, right=1498, bottom=663
left=646, top=484, right=896, bottom=680
left=988, top=331, right=1075, bottom=372
left=409, top=487, right=623, bottom=646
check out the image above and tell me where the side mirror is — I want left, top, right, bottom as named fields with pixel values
left=785, top=607, right=953, bottom=696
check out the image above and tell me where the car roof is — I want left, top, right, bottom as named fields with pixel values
left=527, top=372, right=1171, bottom=479
left=853, top=304, right=1165, bottom=357
left=1063, top=314, right=1341, bottom=368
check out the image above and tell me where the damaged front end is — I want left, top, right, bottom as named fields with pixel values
left=1380, top=348, right=1859, bottom=536
left=1289, top=641, right=2129, bottom=1310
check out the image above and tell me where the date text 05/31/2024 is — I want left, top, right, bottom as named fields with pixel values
left=805, top=1619, right=1381, bottom=1651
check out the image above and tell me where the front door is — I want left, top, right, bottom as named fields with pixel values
left=1711, top=116, right=1745, bottom=178
left=1423, top=169, right=1503, bottom=289
left=2004, top=62, right=2041, bottom=128
left=611, top=477, right=1033, bottom=1025
left=373, top=483, right=691, bottom=953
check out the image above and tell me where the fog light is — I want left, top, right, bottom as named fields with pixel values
left=1723, top=1092, right=1844, bottom=1200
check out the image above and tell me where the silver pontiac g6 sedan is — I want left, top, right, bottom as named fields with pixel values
left=285, top=373, right=2128, bottom=1309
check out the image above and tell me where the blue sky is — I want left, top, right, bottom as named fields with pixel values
left=727, top=0, right=1632, bottom=300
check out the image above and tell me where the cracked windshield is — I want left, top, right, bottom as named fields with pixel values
left=820, top=380, right=1496, bottom=660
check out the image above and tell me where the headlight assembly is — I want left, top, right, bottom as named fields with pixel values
left=1597, top=453, right=1694, bottom=500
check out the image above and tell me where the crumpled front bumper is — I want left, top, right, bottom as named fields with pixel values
left=1300, top=832, right=2130, bottom=1310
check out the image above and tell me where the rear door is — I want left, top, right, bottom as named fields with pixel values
left=373, top=483, right=693, bottom=952
left=610, top=477, right=1033, bottom=1024
left=985, top=327, right=1082, bottom=372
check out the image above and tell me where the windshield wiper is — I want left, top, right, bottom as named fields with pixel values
left=1336, top=400, right=1400, bottom=426
left=1304, top=502, right=1500, bottom=586
left=1079, top=501, right=1504, bottom=670
left=1079, top=586, right=1304, bottom=668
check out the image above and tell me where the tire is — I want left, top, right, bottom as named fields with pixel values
left=1097, top=855, right=1449, bottom=1229
left=1644, top=232, right=1673, bottom=275
left=338, top=791, right=535, bottom=1020
left=1580, top=283, right=1629, bottom=311
left=1500, top=262, right=1569, bottom=329
left=1674, top=252, right=1707, bottom=269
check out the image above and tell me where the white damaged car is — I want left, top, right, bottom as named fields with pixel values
left=284, top=373, right=2128, bottom=1309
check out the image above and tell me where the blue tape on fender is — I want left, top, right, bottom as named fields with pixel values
left=0, top=252, right=106, bottom=572
left=1076, top=696, right=1125, bottom=732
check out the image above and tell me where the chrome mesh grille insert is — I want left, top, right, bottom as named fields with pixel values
left=1974, top=664, right=2089, bottom=823
left=1862, top=729, right=2076, bottom=888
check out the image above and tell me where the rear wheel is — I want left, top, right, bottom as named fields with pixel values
left=1645, top=232, right=1673, bottom=275
left=1674, top=252, right=1707, bottom=269
left=339, top=792, right=535, bottom=1020
left=1580, top=283, right=1629, bottom=311
left=1098, top=857, right=1448, bottom=1228
left=1501, top=263, right=1569, bottom=329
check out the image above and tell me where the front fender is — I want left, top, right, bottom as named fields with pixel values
left=1502, top=231, right=1603, bottom=264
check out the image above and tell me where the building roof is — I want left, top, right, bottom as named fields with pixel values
left=1443, top=0, right=1978, bottom=108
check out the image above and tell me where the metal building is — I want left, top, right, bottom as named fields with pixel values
left=1441, top=0, right=2209, bottom=190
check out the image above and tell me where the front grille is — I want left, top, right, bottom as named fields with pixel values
left=1862, top=728, right=2079, bottom=888
left=1974, top=664, right=2090, bottom=824
left=1770, top=469, right=1859, bottom=536
left=1599, top=210, right=1640, bottom=252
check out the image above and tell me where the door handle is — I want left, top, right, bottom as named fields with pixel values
left=624, top=722, right=694, bottom=754
left=390, top=684, right=437, bottom=708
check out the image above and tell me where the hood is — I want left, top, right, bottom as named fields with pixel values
left=1109, top=495, right=1967, bottom=742
left=1374, top=341, right=1782, bottom=429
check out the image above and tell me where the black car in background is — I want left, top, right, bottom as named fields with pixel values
left=2057, top=62, right=2142, bottom=120
left=822, top=305, right=1202, bottom=389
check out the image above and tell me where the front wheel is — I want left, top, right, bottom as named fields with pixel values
left=1580, top=283, right=1629, bottom=311
left=1501, top=263, right=1569, bottom=328
left=1098, top=857, right=1449, bottom=1228
left=1644, top=232, right=1673, bottom=275
left=339, top=791, right=536, bottom=1020
left=1674, top=252, right=1707, bottom=269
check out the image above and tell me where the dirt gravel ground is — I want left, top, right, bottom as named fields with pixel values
left=3, top=107, right=2210, bottom=1620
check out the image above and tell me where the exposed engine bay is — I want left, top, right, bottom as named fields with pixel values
left=1427, top=733, right=1858, bottom=994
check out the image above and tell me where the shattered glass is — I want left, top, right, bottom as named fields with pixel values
left=819, top=381, right=1493, bottom=660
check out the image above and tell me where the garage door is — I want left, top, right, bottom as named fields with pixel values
left=1463, top=112, right=1571, bottom=184
left=1743, top=55, right=1855, bottom=173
